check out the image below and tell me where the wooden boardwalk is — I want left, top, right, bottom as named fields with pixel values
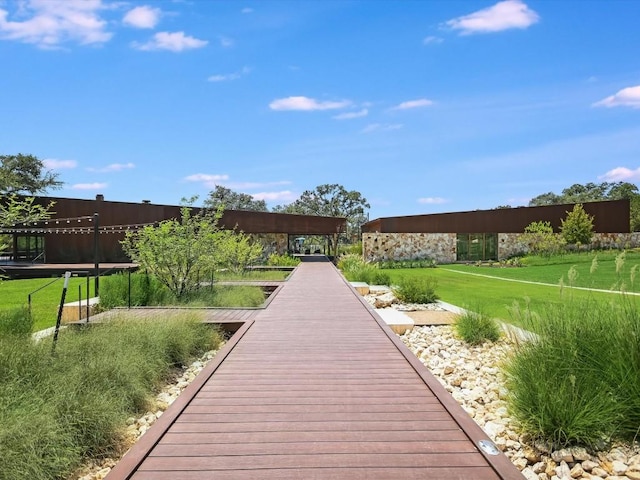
left=106, top=259, right=523, bottom=479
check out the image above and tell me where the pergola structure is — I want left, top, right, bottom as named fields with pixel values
left=1, top=195, right=346, bottom=264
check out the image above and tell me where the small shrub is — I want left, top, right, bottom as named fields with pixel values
left=377, top=258, right=436, bottom=269
left=392, top=276, right=438, bottom=304
left=454, top=308, right=500, bottom=345
left=337, top=253, right=365, bottom=273
left=0, top=306, right=34, bottom=338
left=505, top=290, right=640, bottom=448
left=266, top=253, right=301, bottom=267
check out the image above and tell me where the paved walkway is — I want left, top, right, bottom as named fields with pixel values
left=106, top=259, right=523, bottom=479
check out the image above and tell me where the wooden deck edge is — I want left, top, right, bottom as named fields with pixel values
left=104, top=318, right=255, bottom=480
left=333, top=265, right=524, bottom=480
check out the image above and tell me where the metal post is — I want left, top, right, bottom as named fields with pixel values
left=52, top=271, right=71, bottom=353
left=86, top=272, right=90, bottom=322
left=128, top=267, right=132, bottom=309
left=93, top=213, right=99, bottom=296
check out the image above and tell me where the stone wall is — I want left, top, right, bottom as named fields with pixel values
left=363, top=232, right=640, bottom=264
left=362, top=233, right=456, bottom=264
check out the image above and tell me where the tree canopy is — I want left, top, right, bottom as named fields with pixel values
left=0, top=154, right=62, bottom=195
left=273, top=183, right=369, bottom=242
left=203, top=185, right=268, bottom=212
left=528, top=181, right=640, bottom=231
left=529, top=181, right=638, bottom=206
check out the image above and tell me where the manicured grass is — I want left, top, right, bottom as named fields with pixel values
left=444, top=250, right=640, bottom=292
left=99, top=273, right=266, bottom=311
left=0, top=314, right=223, bottom=480
left=0, top=276, right=97, bottom=332
left=382, top=266, right=627, bottom=324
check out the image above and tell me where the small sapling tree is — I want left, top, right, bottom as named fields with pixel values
left=560, top=203, right=594, bottom=247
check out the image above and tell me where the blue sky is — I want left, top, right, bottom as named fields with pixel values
left=1, top=0, right=639, bottom=219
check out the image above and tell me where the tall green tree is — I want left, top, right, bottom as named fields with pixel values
left=273, top=183, right=370, bottom=243
left=203, top=185, right=267, bottom=212
left=1, top=153, right=59, bottom=259
left=560, top=204, right=594, bottom=246
left=0, top=154, right=62, bottom=194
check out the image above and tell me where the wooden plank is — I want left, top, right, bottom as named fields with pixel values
left=169, top=420, right=460, bottom=433
left=150, top=440, right=480, bottom=456
left=159, top=429, right=469, bottom=445
left=131, top=466, right=501, bottom=480
left=138, top=452, right=490, bottom=470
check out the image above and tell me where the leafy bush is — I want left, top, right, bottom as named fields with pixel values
left=0, top=315, right=223, bottom=480
left=392, top=276, right=438, bottom=304
left=518, top=220, right=566, bottom=257
left=377, top=258, right=437, bottom=269
left=0, top=306, right=34, bottom=338
left=505, top=291, right=640, bottom=448
left=266, top=253, right=301, bottom=266
left=337, top=242, right=363, bottom=256
left=454, top=307, right=500, bottom=345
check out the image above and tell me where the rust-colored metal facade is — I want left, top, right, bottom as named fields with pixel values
left=6, top=195, right=345, bottom=263
left=361, top=200, right=630, bottom=234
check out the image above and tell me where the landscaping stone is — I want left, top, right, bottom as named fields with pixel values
left=400, top=324, right=640, bottom=480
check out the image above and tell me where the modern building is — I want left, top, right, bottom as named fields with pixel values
left=361, top=199, right=634, bottom=263
left=1, top=194, right=346, bottom=264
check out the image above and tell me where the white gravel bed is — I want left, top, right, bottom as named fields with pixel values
left=400, top=325, right=640, bottom=480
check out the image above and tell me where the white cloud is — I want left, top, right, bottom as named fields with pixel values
left=133, top=31, right=208, bottom=52
left=43, top=158, right=77, bottom=169
left=241, top=8, right=254, bottom=14
left=599, top=167, right=640, bottom=182
left=446, top=0, right=539, bottom=35
left=593, top=85, right=640, bottom=109
left=333, top=109, right=369, bottom=120
left=87, top=162, right=135, bottom=173
left=123, top=6, right=161, bottom=29
left=219, top=35, right=234, bottom=48
left=0, top=0, right=112, bottom=48
left=423, top=35, right=443, bottom=45
left=208, top=66, right=251, bottom=82
left=71, top=182, right=108, bottom=190
left=183, top=173, right=229, bottom=188
left=392, top=99, right=434, bottom=110
left=269, top=96, right=351, bottom=111
left=361, top=123, right=403, bottom=134
left=269, top=97, right=351, bottom=112
left=252, top=190, right=297, bottom=203
left=418, top=197, right=448, bottom=204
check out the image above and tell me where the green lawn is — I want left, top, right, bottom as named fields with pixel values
left=382, top=255, right=637, bottom=324
left=444, top=250, right=640, bottom=292
left=0, top=276, right=97, bottom=332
